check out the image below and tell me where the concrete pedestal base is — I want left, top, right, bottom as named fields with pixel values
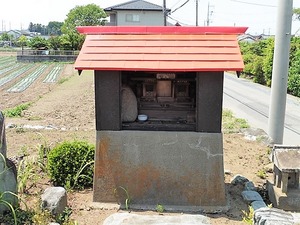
left=93, top=131, right=226, bottom=211
left=267, top=180, right=300, bottom=212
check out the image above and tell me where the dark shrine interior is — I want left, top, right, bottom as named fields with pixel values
left=121, top=71, right=197, bottom=131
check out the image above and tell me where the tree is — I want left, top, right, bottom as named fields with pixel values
left=287, top=37, right=300, bottom=97
left=47, top=21, right=63, bottom=35
left=17, top=35, right=28, bottom=50
left=60, top=4, right=106, bottom=50
left=28, top=36, right=48, bottom=49
left=48, top=36, right=61, bottom=50
left=60, top=33, right=85, bottom=50
left=61, top=4, right=107, bottom=34
left=261, top=38, right=274, bottom=86
left=0, top=32, right=13, bottom=42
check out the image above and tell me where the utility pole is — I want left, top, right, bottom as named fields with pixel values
left=163, top=0, right=167, bottom=26
left=196, top=0, right=199, bottom=26
left=206, top=2, right=212, bottom=26
left=268, top=0, right=293, bottom=144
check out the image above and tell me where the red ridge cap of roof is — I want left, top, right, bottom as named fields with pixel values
left=76, top=26, right=248, bottom=35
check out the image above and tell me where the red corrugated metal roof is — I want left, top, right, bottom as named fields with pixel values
left=75, top=26, right=247, bottom=72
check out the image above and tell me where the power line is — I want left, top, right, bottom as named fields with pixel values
left=230, top=0, right=276, bottom=7
left=170, top=0, right=187, bottom=9
left=172, top=0, right=190, bottom=13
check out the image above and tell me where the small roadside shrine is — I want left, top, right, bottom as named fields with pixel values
left=74, top=26, right=247, bottom=211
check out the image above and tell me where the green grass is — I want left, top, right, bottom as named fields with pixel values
left=3, top=103, right=31, bottom=118
left=222, top=109, right=249, bottom=133
left=256, top=169, right=267, bottom=179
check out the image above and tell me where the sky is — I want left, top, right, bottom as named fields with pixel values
left=1, top=0, right=300, bottom=35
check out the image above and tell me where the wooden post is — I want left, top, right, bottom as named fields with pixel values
left=281, top=172, right=289, bottom=193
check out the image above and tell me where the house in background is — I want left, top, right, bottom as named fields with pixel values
left=104, top=0, right=171, bottom=26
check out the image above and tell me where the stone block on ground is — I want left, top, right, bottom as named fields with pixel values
left=253, top=207, right=294, bottom=225
left=41, top=187, right=67, bottom=215
left=103, top=212, right=211, bottom=225
left=241, top=191, right=263, bottom=203
left=251, top=200, right=266, bottom=211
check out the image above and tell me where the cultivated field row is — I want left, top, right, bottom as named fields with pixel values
left=0, top=56, right=65, bottom=92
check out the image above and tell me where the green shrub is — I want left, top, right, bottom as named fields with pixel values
left=47, top=141, right=95, bottom=189
left=252, top=56, right=266, bottom=85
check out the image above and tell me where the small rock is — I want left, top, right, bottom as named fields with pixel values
left=41, top=187, right=67, bottom=215
left=230, top=174, right=249, bottom=185
left=241, top=191, right=263, bottom=203
left=264, top=163, right=273, bottom=173
left=224, top=169, right=232, bottom=175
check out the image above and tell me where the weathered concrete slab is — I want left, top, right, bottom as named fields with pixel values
left=103, top=213, right=211, bottom=225
left=241, top=191, right=263, bottom=203
left=94, top=131, right=226, bottom=210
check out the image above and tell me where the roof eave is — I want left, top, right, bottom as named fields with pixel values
left=76, top=26, right=248, bottom=35
left=74, top=67, right=245, bottom=72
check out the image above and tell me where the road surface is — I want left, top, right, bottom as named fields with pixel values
left=223, top=73, right=300, bottom=145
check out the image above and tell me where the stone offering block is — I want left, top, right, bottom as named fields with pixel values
left=241, top=191, right=263, bottom=203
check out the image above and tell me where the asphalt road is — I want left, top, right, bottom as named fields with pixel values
left=223, top=73, right=300, bottom=145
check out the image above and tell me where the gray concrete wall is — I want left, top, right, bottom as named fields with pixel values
left=17, top=55, right=77, bottom=63
left=93, top=130, right=226, bottom=210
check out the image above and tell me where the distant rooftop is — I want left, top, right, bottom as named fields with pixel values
left=104, top=0, right=170, bottom=12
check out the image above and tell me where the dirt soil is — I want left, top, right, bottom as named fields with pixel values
left=1, top=64, right=272, bottom=224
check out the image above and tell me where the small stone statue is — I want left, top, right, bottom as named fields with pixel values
left=0, top=111, right=17, bottom=214
left=0, top=111, right=7, bottom=158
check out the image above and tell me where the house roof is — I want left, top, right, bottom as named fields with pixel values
left=74, top=26, right=247, bottom=72
left=104, top=0, right=170, bottom=12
